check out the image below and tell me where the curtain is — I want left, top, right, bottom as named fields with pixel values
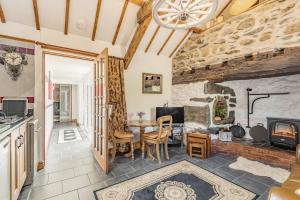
left=108, top=56, right=127, bottom=133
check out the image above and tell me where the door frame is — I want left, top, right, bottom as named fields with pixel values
left=41, top=51, right=96, bottom=166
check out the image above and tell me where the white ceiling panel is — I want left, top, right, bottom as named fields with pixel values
left=1, top=0, right=35, bottom=27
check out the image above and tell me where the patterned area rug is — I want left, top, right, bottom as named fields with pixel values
left=58, top=128, right=82, bottom=143
left=94, top=160, right=257, bottom=200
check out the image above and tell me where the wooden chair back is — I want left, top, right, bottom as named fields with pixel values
left=157, top=115, right=173, bottom=142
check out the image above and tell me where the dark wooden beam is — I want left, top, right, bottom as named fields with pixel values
left=112, top=0, right=129, bottom=45
left=124, top=17, right=152, bottom=69
left=157, top=30, right=175, bottom=56
left=92, top=0, right=103, bottom=41
left=172, top=47, right=300, bottom=84
left=64, top=0, right=70, bottom=35
left=169, top=30, right=191, bottom=58
left=145, top=25, right=160, bottom=53
left=137, top=0, right=152, bottom=24
left=0, top=4, right=6, bottom=23
left=32, top=0, right=40, bottom=30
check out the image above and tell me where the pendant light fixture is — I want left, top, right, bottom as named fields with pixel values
left=152, top=0, right=218, bottom=29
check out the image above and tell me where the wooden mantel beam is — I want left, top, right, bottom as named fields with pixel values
left=92, top=0, right=103, bottom=41
left=0, top=4, right=6, bottom=23
left=32, top=0, right=40, bottom=30
left=112, top=0, right=129, bottom=45
left=64, top=0, right=71, bottom=35
left=124, top=0, right=153, bottom=69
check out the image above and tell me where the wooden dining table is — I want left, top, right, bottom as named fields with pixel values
left=127, top=120, right=158, bottom=159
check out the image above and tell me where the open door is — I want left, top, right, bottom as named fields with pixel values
left=93, top=48, right=109, bottom=174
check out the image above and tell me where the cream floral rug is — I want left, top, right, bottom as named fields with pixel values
left=94, top=160, right=256, bottom=200
left=229, top=157, right=290, bottom=183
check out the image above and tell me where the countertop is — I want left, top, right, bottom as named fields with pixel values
left=0, top=116, right=34, bottom=141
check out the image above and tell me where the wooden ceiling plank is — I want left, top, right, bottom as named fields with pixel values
left=157, top=30, right=175, bottom=56
left=169, top=30, right=191, bottom=58
left=64, top=0, right=71, bottom=35
left=145, top=25, right=160, bottom=53
left=129, top=0, right=144, bottom=6
left=112, top=0, right=129, bottom=45
left=32, top=0, right=40, bottom=30
left=124, top=17, right=152, bottom=69
left=0, top=4, right=6, bottom=23
left=92, top=0, right=103, bottom=41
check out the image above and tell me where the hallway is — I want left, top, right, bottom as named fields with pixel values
left=29, top=123, right=107, bottom=200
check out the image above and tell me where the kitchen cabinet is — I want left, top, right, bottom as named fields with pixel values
left=10, top=123, right=28, bottom=200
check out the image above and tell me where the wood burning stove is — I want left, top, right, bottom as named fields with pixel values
left=267, top=117, right=300, bottom=149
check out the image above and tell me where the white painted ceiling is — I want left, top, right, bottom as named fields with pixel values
left=0, top=0, right=230, bottom=56
left=45, top=54, right=93, bottom=84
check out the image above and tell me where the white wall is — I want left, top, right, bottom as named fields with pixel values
left=71, top=85, right=78, bottom=121
left=44, top=66, right=53, bottom=154
left=125, top=50, right=172, bottom=121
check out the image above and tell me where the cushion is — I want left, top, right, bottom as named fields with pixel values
left=144, top=131, right=168, bottom=139
left=114, top=131, right=133, bottom=139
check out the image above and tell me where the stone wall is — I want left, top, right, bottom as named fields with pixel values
left=173, top=0, right=300, bottom=77
left=172, top=74, right=300, bottom=138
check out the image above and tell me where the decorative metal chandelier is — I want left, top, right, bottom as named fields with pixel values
left=152, top=0, right=218, bottom=29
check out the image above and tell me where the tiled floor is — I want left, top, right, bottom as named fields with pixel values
left=22, top=123, right=279, bottom=200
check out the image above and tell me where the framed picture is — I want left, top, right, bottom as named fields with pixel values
left=142, top=73, right=163, bottom=94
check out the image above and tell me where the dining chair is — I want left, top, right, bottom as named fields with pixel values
left=110, top=130, right=135, bottom=161
left=142, top=115, right=173, bottom=164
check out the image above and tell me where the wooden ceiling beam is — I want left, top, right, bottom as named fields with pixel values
left=129, top=0, right=144, bottom=6
left=124, top=0, right=153, bottom=69
left=217, top=0, right=233, bottom=18
left=145, top=25, right=160, bottom=53
left=92, top=0, right=103, bottom=41
left=124, top=17, right=152, bottom=69
left=169, top=30, right=191, bottom=58
left=137, top=0, right=152, bottom=24
left=112, top=0, right=129, bottom=45
left=157, top=30, right=175, bottom=56
left=64, top=0, right=71, bottom=35
left=32, top=0, right=40, bottom=30
left=0, top=4, right=6, bottom=23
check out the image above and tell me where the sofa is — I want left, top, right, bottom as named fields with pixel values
left=268, top=144, right=300, bottom=200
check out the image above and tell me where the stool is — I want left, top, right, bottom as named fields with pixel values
left=187, top=132, right=211, bottom=158
left=189, top=142, right=206, bottom=158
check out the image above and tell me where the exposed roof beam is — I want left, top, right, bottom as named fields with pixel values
left=64, top=0, right=70, bottom=35
left=145, top=25, right=160, bottom=53
left=129, top=0, right=144, bottom=6
left=157, top=30, right=175, bottom=56
left=124, top=17, right=152, bottom=69
left=169, top=30, right=191, bottom=58
left=92, top=0, right=103, bottom=41
left=0, top=4, right=6, bottom=23
left=112, top=0, right=129, bottom=45
left=137, top=0, right=152, bottom=24
left=124, top=0, right=153, bottom=69
left=32, top=0, right=40, bottom=30
left=217, top=0, right=233, bottom=18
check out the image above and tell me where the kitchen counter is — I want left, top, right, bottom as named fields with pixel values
left=0, top=116, right=34, bottom=141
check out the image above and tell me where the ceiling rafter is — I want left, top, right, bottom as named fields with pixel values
left=64, top=0, right=71, bottom=35
left=217, top=0, right=233, bottom=18
left=0, top=4, right=6, bottom=23
left=145, top=25, right=160, bottom=53
left=32, top=0, right=40, bottom=30
left=112, top=0, right=129, bottom=45
left=169, top=30, right=191, bottom=58
left=124, top=0, right=153, bottom=69
left=92, top=0, right=103, bottom=41
left=129, top=0, right=144, bottom=6
left=157, top=29, right=175, bottom=56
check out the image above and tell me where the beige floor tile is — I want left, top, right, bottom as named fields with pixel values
left=46, top=191, right=79, bottom=200
left=62, top=175, right=91, bottom=193
left=30, top=182, right=63, bottom=200
left=32, top=174, right=49, bottom=188
left=77, top=182, right=106, bottom=200
left=74, top=164, right=98, bottom=176
left=48, top=169, right=75, bottom=183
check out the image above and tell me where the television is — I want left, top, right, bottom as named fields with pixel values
left=156, top=107, right=184, bottom=124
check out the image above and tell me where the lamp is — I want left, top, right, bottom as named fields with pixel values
left=152, top=0, right=218, bottom=29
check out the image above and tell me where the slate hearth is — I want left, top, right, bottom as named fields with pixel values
left=212, top=138, right=296, bottom=169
